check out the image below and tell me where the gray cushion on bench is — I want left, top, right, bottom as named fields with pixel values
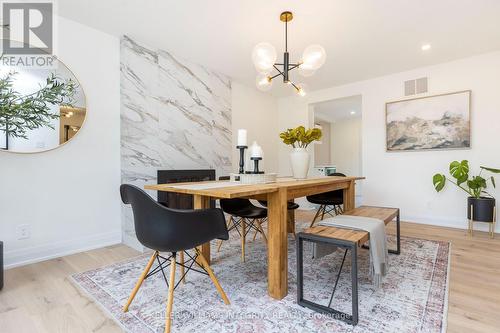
left=316, top=215, right=388, bottom=287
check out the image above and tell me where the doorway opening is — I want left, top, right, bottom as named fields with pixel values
left=310, top=94, right=363, bottom=204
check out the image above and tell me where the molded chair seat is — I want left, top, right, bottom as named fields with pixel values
left=120, top=184, right=230, bottom=333
left=218, top=177, right=268, bottom=262
left=306, top=195, right=343, bottom=206
left=306, top=172, right=347, bottom=228
left=258, top=200, right=299, bottom=210
left=221, top=198, right=268, bottom=219
left=232, top=207, right=267, bottom=219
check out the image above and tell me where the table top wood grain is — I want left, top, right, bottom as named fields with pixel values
left=145, top=176, right=365, bottom=199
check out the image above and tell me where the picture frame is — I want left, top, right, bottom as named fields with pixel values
left=385, top=90, right=471, bottom=152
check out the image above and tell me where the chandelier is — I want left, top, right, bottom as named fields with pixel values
left=252, top=11, right=326, bottom=96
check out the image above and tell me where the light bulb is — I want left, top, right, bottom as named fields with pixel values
left=252, top=42, right=277, bottom=74
left=301, top=44, right=326, bottom=70
left=295, top=82, right=308, bottom=97
left=256, top=73, right=272, bottom=91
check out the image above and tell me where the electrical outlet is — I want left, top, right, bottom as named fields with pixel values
left=16, top=224, right=31, bottom=240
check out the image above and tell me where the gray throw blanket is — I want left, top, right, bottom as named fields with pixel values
left=315, top=215, right=389, bottom=287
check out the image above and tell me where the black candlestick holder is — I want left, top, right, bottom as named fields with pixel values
left=236, top=145, right=247, bottom=174
left=250, top=157, right=264, bottom=174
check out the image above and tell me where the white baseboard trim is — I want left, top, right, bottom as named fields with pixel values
left=402, top=214, right=497, bottom=233
left=122, top=233, right=145, bottom=253
left=297, top=205, right=496, bottom=233
left=4, top=231, right=122, bottom=269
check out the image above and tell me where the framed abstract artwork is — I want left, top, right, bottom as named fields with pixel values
left=386, top=90, right=471, bottom=151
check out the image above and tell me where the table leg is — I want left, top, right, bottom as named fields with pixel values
left=343, top=180, right=356, bottom=211
left=267, top=188, right=288, bottom=299
left=395, top=209, right=401, bottom=255
left=287, top=207, right=295, bottom=235
left=193, top=194, right=211, bottom=265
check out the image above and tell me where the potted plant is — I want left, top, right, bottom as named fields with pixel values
left=279, top=126, right=322, bottom=179
left=433, top=160, right=499, bottom=222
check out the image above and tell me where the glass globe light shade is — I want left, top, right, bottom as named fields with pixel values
left=252, top=42, right=277, bottom=74
left=256, top=73, right=273, bottom=91
left=295, top=82, right=308, bottom=97
left=301, top=44, right=326, bottom=70
left=298, top=64, right=316, bottom=77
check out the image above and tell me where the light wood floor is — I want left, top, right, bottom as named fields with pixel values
left=0, top=212, right=499, bottom=333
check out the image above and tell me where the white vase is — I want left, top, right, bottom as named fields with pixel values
left=290, top=148, right=310, bottom=179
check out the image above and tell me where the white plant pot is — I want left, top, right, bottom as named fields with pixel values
left=290, top=148, right=310, bottom=179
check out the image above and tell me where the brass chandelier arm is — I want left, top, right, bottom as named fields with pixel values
left=274, top=63, right=299, bottom=67
left=289, top=81, right=301, bottom=92
left=254, top=10, right=323, bottom=96
left=268, top=64, right=300, bottom=92
left=270, top=65, right=285, bottom=80
left=269, top=63, right=300, bottom=81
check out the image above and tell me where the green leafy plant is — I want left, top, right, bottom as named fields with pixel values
left=279, top=126, right=322, bottom=148
left=0, top=71, right=77, bottom=139
left=433, top=160, right=500, bottom=198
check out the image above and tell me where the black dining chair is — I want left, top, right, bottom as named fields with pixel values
left=306, top=172, right=347, bottom=227
left=218, top=176, right=267, bottom=262
left=120, top=184, right=230, bottom=333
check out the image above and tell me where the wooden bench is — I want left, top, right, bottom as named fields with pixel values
left=305, top=206, right=401, bottom=254
left=296, top=206, right=400, bottom=325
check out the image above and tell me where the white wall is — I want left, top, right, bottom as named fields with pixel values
left=278, top=51, right=500, bottom=231
left=314, top=120, right=331, bottom=166
left=277, top=100, right=315, bottom=176
left=331, top=117, right=362, bottom=177
left=231, top=82, right=279, bottom=173
left=0, top=17, right=121, bottom=268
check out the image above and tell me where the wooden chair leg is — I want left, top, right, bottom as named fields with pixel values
left=241, top=218, right=246, bottom=262
left=123, top=251, right=158, bottom=312
left=216, top=239, right=224, bottom=252
left=179, top=251, right=185, bottom=284
left=320, top=205, right=326, bottom=221
left=309, top=205, right=324, bottom=228
left=164, top=253, right=176, bottom=333
left=252, top=219, right=259, bottom=242
left=195, top=249, right=230, bottom=305
left=257, top=219, right=268, bottom=246
left=217, top=216, right=234, bottom=252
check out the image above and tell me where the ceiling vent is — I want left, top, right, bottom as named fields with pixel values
left=404, top=77, right=428, bottom=96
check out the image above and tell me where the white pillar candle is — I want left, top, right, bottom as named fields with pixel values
left=250, top=141, right=263, bottom=158
left=237, top=129, right=247, bottom=146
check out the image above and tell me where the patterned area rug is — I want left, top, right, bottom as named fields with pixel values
left=72, top=226, right=450, bottom=333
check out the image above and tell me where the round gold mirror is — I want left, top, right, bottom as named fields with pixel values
left=0, top=43, right=86, bottom=153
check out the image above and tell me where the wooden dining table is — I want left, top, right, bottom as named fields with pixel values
left=145, top=176, right=364, bottom=300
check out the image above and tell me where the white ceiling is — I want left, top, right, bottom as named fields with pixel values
left=57, top=0, right=500, bottom=97
left=314, top=95, right=362, bottom=123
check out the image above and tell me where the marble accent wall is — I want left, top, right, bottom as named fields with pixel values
left=120, top=35, right=232, bottom=250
